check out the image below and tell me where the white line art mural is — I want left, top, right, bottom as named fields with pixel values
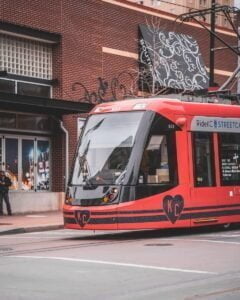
left=139, top=24, right=209, bottom=92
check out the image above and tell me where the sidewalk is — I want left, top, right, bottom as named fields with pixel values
left=0, top=211, right=64, bottom=235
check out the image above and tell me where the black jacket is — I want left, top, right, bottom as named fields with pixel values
left=0, top=176, right=12, bottom=192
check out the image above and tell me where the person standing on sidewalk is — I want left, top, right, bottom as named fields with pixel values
left=0, top=171, right=12, bottom=216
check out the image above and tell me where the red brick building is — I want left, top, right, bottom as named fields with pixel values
left=0, top=0, right=237, bottom=213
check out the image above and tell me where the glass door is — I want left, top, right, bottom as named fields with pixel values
left=0, top=134, right=51, bottom=191
left=22, top=139, right=35, bottom=191
left=36, top=140, right=50, bottom=191
left=5, top=137, right=19, bottom=190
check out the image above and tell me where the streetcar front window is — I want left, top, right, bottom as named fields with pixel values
left=72, top=111, right=144, bottom=186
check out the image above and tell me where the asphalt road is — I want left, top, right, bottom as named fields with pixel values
left=0, top=226, right=240, bottom=300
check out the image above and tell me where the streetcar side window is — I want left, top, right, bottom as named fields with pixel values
left=193, top=132, right=215, bottom=187
left=219, top=133, right=240, bottom=186
left=139, top=132, right=177, bottom=185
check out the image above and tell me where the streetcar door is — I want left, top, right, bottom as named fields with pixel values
left=217, top=133, right=240, bottom=216
left=190, top=132, right=218, bottom=226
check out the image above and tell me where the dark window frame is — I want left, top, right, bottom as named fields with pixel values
left=0, top=111, right=53, bottom=133
left=138, top=114, right=179, bottom=187
left=0, top=78, right=15, bottom=93
left=0, top=78, right=51, bottom=98
left=192, top=132, right=216, bottom=187
left=218, top=133, right=240, bottom=186
left=17, top=81, right=51, bottom=98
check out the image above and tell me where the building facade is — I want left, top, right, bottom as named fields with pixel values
left=0, top=0, right=237, bottom=213
left=130, top=0, right=234, bottom=28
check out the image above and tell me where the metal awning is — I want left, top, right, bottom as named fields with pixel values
left=0, top=92, right=94, bottom=117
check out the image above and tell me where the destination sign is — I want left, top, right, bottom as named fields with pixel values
left=191, top=116, right=240, bottom=133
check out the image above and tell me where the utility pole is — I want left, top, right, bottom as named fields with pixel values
left=238, top=12, right=240, bottom=93
left=210, top=0, right=216, bottom=87
left=178, top=4, right=240, bottom=92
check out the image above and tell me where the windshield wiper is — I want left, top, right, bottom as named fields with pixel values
left=115, top=169, right=127, bottom=185
left=78, top=151, right=94, bottom=187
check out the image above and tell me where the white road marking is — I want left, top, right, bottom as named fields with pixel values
left=204, top=234, right=240, bottom=238
left=0, top=232, right=92, bottom=238
left=0, top=236, right=62, bottom=239
left=29, top=231, right=91, bottom=235
left=165, top=238, right=240, bottom=245
left=25, top=215, right=47, bottom=218
left=190, top=239, right=240, bottom=245
left=11, top=255, right=217, bottom=275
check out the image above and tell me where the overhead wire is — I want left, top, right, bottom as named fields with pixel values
left=134, top=0, right=236, bottom=24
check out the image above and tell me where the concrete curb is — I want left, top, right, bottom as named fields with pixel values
left=0, top=224, right=64, bottom=236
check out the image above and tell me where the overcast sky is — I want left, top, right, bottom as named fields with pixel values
left=235, top=0, right=240, bottom=8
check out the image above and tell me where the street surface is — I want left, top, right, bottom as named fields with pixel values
left=0, top=226, right=240, bottom=300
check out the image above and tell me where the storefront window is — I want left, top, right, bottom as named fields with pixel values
left=18, top=115, right=52, bottom=132
left=0, top=135, right=50, bottom=191
left=18, top=82, right=51, bottom=98
left=5, top=138, right=18, bottom=190
left=37, top=140, right=50, bottom=191
left=0, top=112, right=52, bottom=132
left=0, top=79, right=15, bottom=94
left=22, top=139, right=34, bottom=191
left=0, top=112, right=16, bottom=128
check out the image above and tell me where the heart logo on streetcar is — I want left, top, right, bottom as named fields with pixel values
left=75, top=210, right=91, bottom=227
left=163, top=195, right=184, bottom=224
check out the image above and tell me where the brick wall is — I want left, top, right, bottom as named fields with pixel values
left=1, top=0, right=237, bottom=191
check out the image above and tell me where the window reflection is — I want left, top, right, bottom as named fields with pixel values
left=6, top=138, right=18, bottom=190
left=0, top=112, right=16, bottom=128
left=138, top=113, right=178, bottom=186
left=72, top=112, right=144, bottom=185
left=139, top=135, right=170, bottom=184
left=22, top=140, right=34, bottom=190
left=37, top=140, right=50, bottom=191
left=0, top=136, right=50, bottom=191
left=219, top=133, right=240, bottom=185
left=18, top=115, right=51, bottom=131
left=193, top=132, right=215, bottom=187
left=17, top=82, right=51, bottom=98
left=0, top=112, right=52, bottom=132
left=0, top=79, right=15, bottom=94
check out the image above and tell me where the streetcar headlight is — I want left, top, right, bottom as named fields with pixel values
left=103, top=187, right=119, bottom=203
left=65, top=188, right=73, bottom=205
left=65, top=196, right=73, bottom=205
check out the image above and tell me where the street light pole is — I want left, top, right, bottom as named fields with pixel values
left=210, top=0, right=216, bottom=87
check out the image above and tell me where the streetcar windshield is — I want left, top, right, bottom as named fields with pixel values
left=72, top=111, right=144, bottom=185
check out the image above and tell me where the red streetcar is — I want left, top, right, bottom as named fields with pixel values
left=63, top=96, right=240, bottom=230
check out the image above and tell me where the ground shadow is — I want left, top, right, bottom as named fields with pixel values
left=64, top=223, right=240, bottom=241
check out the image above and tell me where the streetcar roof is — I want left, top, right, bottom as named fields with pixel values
left=90, top=96, right=240, bottom=118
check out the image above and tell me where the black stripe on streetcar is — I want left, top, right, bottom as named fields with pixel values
left=64, top=208, right=240, bottom=226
